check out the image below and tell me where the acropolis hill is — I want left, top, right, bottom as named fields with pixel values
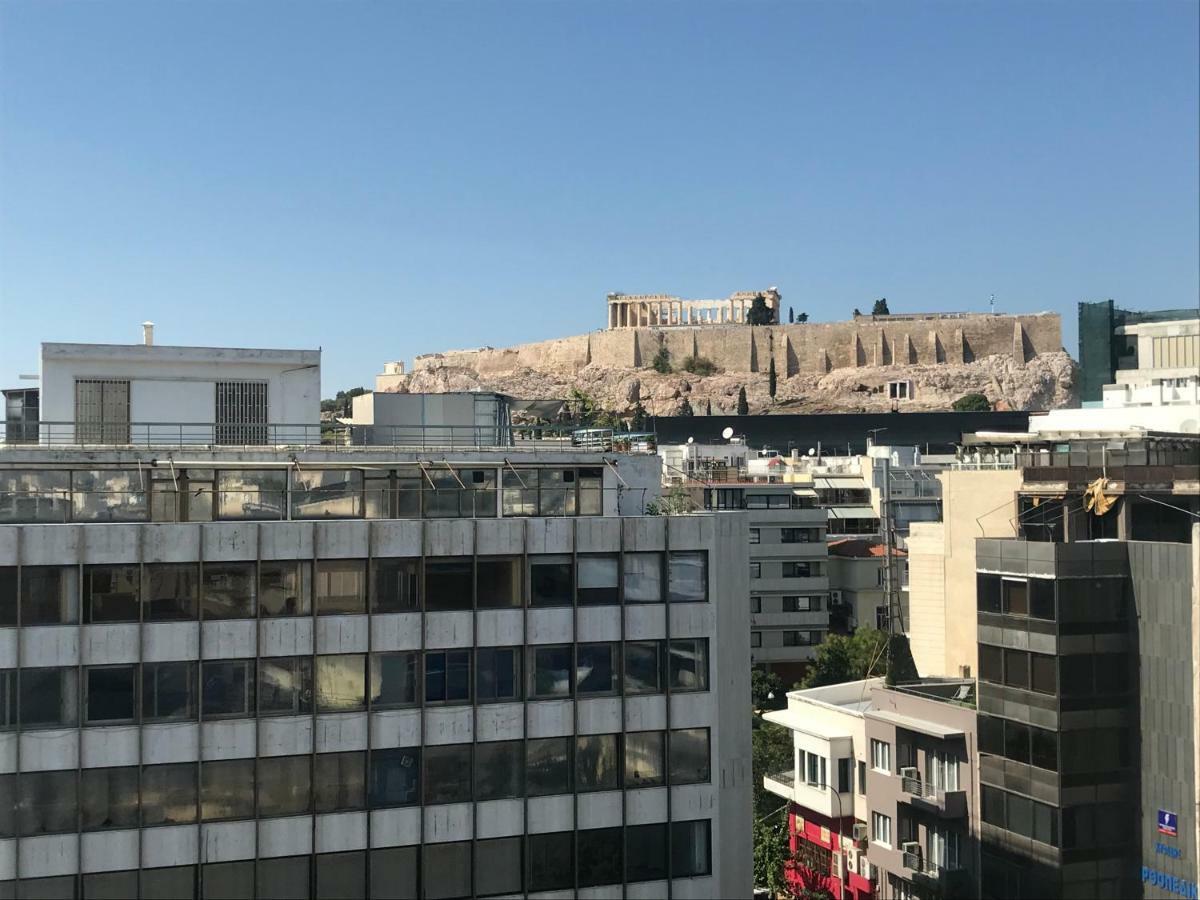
left=387, top=291, right=1077, bottom=416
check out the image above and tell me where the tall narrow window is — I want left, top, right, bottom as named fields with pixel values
left=75, top=379, right=129, bottom=444
left=215, top=381, right=268, bottom=445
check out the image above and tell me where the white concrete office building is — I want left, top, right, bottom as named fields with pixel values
left=0, top=344, right=752, bottom=900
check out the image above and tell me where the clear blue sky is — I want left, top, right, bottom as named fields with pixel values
left=2, top=0, right=1197, bottom=396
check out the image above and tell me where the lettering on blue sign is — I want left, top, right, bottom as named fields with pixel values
left=1157, top=842, right=1184, bottom=859
left=1143, top=865, right=1200, bottom=899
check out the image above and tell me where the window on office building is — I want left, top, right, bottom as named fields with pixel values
left=81, top=765, right=139, bottom=831
left=672, top=820, right=712, bottom=878
left=529, top=645, right=572, bottom=699
left=425, top=649, right=471, bottom=704
left=17, top=566, right=78, bottom=625
left=576, top=733, right=620, bottom=792
left=476, top=836, right=523, bottom=897
left=370, top=651, right=418, bottom=708
left=424, top=557, right=473, bottom=611
left=316, top=654, right=367, bottom=711
left=475, top=646, right=520, bottom=702
left=201, top=563, right=256, bottom=619
left=370, top=557, right=420, bottom=613
left=670, top=727, right=710, bottom=784
left=529, top=555, right=572, bottom=607
left=201, top=758, right=255, bottom=821
left=141, top=763, right=197, bottom=826
left=528, top=832, right=574, bottom=892
left=258, top=754, right=311, bottom=817
left=668, top=551, right=707, bottom=602
left=421, top=842, right=472, bottom=900
left=369, top=847, right=418, bottom=900
left=476, top=556, right=522, bottom=608
left=315, top=752, right=366, bottom=813
left=577, top=554, right=619, bottom=605
left=143, top=563, right=199, bottom=621
left=19, top=666, right=78, bottom=728
left=625, top=730, right=665, bottom=788
left=624, top=641, right=664, bottom=694
left=625, top=823, right=668, bottom=882
left=85, top=564, right=140, bottom=623
left=315, top=850, right=366, bottom=900
left=624, top=552, right=663, bottom=603
left=475, top=740, right=524, bottom=801
left=202, top=660, right=255, bottom=718
left=578, top=827, right=623, bottom=887
left=369, top=748, right=420, bottom=808
left=259, top=560, right=311, bottom=617
left=576, top=642, right=618, bottom=695
left=315, top=559, right=367, bottom=615
left=527, top=737, right=572, bottom=796
left=86, top=665, right=137, bottom=724
left=258, top=656, right=313, bottom=716
left=257, top=857, right=310, bottom=900
left=424, top=744, right=473, bottom=805
left=669, top=638, right=709, bottom=691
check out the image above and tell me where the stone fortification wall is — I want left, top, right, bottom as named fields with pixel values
left=414, top=313, right=1063, bottom=377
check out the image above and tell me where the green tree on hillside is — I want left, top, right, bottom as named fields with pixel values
left=651, top=346, right=672, bottom=374
left=768, top=358, right=778, bottom=400
left=872, top=297, right=891, bottom=316
left=747, top=293, right=774, bottom=325
left=678, top=397, right=694, bottom=416
left=736, top=386, right=750, bottom=416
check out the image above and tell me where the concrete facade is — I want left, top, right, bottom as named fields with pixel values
left=905, top=469, right=1020, bottom=679
left=0, top=443, right=754, bottom=898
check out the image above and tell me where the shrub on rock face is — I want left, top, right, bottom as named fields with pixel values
left=680, top=355, right=718, bottom=376
left=952, top=392, right=991, bottom=412
left=736, top=386, right=749, bottom=416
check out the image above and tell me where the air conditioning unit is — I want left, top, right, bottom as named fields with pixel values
left=900, top=766, right=920, bottom=780
left=852, top=822, right=869, bottom=842
left=861, top=859, right=878, bottom=882
left=844, top=848, right=857, bottom=872
left=902, top=841, right=922, bottom=856
left=830, top=590, right=843, bottom=604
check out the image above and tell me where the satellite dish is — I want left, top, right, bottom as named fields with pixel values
left=687, top=436, right=695, bottom=444
left=721, top=427, right=735, bottom=440
left=808, top=448, right=816, bottom=456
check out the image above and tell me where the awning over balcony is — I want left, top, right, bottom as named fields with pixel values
left=826, top=505, right=878, bottom=519
left=866, top=709, right=963, bottom=739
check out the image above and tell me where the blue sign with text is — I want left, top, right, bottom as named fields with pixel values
left=1160, top=809, right=1179, bottom=837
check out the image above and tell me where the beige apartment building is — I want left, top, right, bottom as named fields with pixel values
left=904, top=468, right=1020, bottom=679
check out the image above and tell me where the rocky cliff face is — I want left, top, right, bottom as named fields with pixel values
left=387, top=349, right=1078, bottom=416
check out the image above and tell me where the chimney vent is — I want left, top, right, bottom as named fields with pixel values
left=142, top=321, right=155, bottom=346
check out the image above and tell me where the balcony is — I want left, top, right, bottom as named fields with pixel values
left=902, top=849, right=967, bottom=891
left=899, top=775, right=967, bottom=818
left=763, top=769, right=798, bottom=802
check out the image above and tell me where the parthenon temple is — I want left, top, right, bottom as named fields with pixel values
left=606, top=288, right=781, bottom=329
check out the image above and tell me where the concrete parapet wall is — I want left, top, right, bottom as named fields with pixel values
left=412, top=313, right=1062, bottom=377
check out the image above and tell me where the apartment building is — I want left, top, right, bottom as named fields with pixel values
left=0, top=341, right=753, bottom=899
left=970, top=433, right=1199, bottom=900
left=706, top=483, right=828, bottom=684
left=762, top=678, right=980, bottom=900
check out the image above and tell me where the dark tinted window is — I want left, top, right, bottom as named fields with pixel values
left=424, top=558, right=472, bottom=611
left=1002, top=579, right=1028, bottom=616
left=978, top=645, right=1003, bottom=684
left=578, top=827, right=623, bottom=887
left=1030, top=654, right=1057, bottom=695
left=528, top=831, right=573, bottom=892
left=625, top=822, right=668, bottom=882
left=1030, top=580, right=1055, bottom=620
left=1003, top=649, right=1029, bottom=690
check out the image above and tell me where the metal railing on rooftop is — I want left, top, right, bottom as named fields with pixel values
left=1, top=422, right=659, bottom=454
